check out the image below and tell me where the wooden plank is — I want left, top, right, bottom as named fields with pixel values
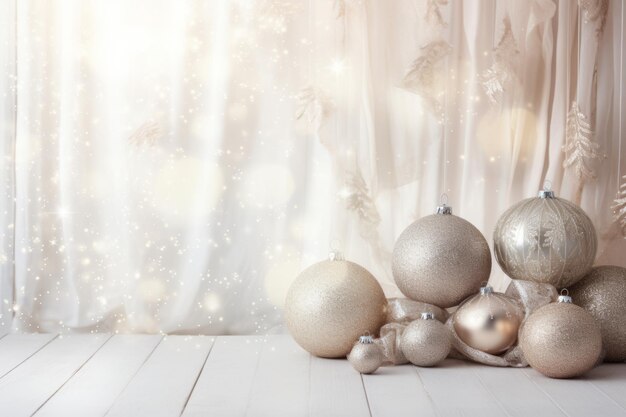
left=0, top=334, right=110, bottom=417
left=244, top=335, right=310, bottom=417
left=34, top=334, right=162, bottom=417
left=587, top=364, right=626, bottom=411
left=309, top=356, right=370, bottom=417
left=106, top=335, right=214, bottom=417
left=363, top=365, right=437, bottom=417
left=182, top=335, right=266, bottom=417
left=522, top=367, right=626, bottom=417
left=416, top=359, right=510, bottom=417
left=0, top=333, right=57, bottom=378
left=473, top=365, right=567, bottom=417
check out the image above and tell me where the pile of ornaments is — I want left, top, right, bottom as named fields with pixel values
left=284, top=188, right=626, bottom=378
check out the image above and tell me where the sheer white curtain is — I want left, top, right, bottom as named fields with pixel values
left=1, top=0, right=624, bottom=334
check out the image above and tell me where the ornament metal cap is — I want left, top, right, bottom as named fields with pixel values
left=328, top=250, right=345, bottom=261
left=436, top=204, right=452, bottom=215
left=359, top=335, right=375, bottom=344
left=420, top=312, right=435, bottom=320
left=538, top=189, right=556, bottom=199
left=558, top=289, right=573, bottom=304
left=479, top=285, right=493, bottom=295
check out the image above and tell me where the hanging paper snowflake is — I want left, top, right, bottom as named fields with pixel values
left=480, top=16, right=519, bottom=104
left=612, top=175, right=626, bottom=238
left=578, top=0, right=608, bottom=37
left=339, top=169, right=381, bottom=239
left=294, top=86, right=333, bottom=132
left=425, top=0, right=449, bottom=28
left=402, top=40, right=452, bottom=111
left=562, top=101, right=600, bottom=182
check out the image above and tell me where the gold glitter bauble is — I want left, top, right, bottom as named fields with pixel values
left=347, top=335, right=384, bottom=374
left=401, top=313, right=451, bottom=366
left=519, top=296, right=602, bottom=378
left=284, top=254, right=387, bottom=358
left=494, top=189, right=597, bottom=288
left=569, top=265, right=626, bottom=362
left=392, top=205, right=491, bottom=308
left=453, top=285, right=524, bottom=354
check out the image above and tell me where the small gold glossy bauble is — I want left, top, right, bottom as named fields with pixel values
left=401, top=313, right=451, bottom=367
left=284, top=254, right=387, bottom=358
left=569, top=265, right=626, bottom=362
left=519, top=295, right=602, bottom=378
left=453, top=285, right=524, bottom=354
left=493, top=189, right=597, bottom=288
left=392, top=205, right=491, bottom=308
left=347, top=335, right=384, bottom=374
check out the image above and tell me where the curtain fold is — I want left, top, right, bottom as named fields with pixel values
left=2, top=0, right=625, bottom=334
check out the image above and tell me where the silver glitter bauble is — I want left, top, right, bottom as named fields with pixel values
left=519, top=294, right=602, bottom=378
left=392, top=204, right=491, bottom=308
left=347, top=335, right=384, bottom=374
left=494, top=189, right=597, bottom=288
left=401, top=313, right=451, bottom=367
left=453, top=285, right=524, bottom=355
left=284, top=253, right=387, bottom=358
left=569, top=265, right=626, bottom=362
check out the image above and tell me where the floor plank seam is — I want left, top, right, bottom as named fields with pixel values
left=471, top=368, right=513, bottom=417
left=102, top=335, right=166, bottom=417
left=178, top=336, right=216, bottom=417
left=587, top=380, right=626, bottom=413
left=412, top=366, right=439, bottom=417
left=0, top=334, right=59, bottom=380
left=520, top=368, right=570, bottom=417
left=359, top=373, right=373, bottom=417
left=30, top=333, right=115, bottom=417
left=241, top=336, right=268, bottom=417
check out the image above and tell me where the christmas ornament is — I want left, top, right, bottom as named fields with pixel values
left=401, top=313, right=451, bottom=367
left=493, top=187, right=597, bottom=288
left=347, top=335, right=384, bottom=374
left=569, top=265, right=626, bottom=362
left=284, top=252, right=387, bottom=358
left=453, top=284, right=524, bottom=355
left=519, top=291, right=602, bottom=379
left=392, top=203, right=491, bottom=308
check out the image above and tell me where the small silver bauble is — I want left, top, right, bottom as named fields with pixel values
left=347, top=335, right=384, bottom=374
left=284, top=252, right=387, bottom=358
left=494, top=188, right=597, bottom=288
left=519, top=292, right=602, bottom=379
left=392, top=203, right=491, bottom=308
left=401, top=312, right=451, bottom=367
left=453, top=285, right=524, bottom=354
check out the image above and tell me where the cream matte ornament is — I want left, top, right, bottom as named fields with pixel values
left=519, top=292, right=602, bottom=379
left=453, top=285, right=524, bottom=355
left=401, top=313, right=451, bottom=366
left=493, top=188, right=597, bottom=288
left=569, top=265, right=626, bottom=362
left=347, top=335, right=384, bottom=374
left=392, top=203, right=491, bottom=308
left=284, top=252, right=387, bottom=358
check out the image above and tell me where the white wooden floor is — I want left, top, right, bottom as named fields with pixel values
left=0, top=334, right=624, bottom=417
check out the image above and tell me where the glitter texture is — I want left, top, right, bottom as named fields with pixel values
left=569, top=265, right=626, bottom=362
left=401, top=318, right=451, bottom=367
left=453, top=289, right=524, bottom=354
left=493, top=195, right=597, bottom=288
left=519, top=302, right=602, bottom=378
left=284, top=259, right=387, bottom=358
left=392, top=213, right=491, bottom=308
left=348, top=342, right=384, bottom=374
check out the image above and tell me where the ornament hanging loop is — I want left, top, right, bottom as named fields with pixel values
left=329, top=239, right=344, bottom=261
left=436, top=194, right=452, bottom=215
left=558, top=288, right=573, bottom=304
left=539, top=181, right=555, bottom=198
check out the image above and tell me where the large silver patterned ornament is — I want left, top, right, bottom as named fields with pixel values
left=284, top=253, right=387, bottom=358
left=392, top=203, right=491, bottom=308
left=493, top=188, right=597, bottom=288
